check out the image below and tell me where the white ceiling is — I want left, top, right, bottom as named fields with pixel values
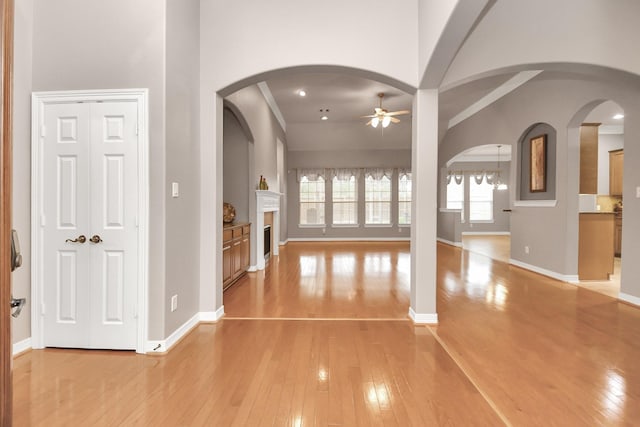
left=265, top=73, right=413, bottom=151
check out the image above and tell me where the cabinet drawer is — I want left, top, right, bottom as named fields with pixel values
left=243, top=225, right=251, bottom=236
left=232, top=227, right=243, bottom=238
left=223, top=229, right=233, bottom=242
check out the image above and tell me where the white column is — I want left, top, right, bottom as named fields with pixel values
left=409, top=89, right=439, bottom=324
left=199, top=93, right=224, bottom=317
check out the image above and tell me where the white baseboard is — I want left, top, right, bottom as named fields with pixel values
left=437, top=237, right=462, bottom=247
left=287, top=237, right=410, bottom=242
left=461, top=231, right=511, bottom=236
left=200, top=306, right=225, bottom=322
left=279, top=240, right=288, bottom=246
left=13, top=337, right=32, bottom=356
left=620, top=293, right=640, bottom=307
left=145, top=308, right=225, bottom=354
left=247, top=265, right=257, bottom=272
left=408, top=308, right=438, bottom=324
left=509, top=258, right=579, bottom=283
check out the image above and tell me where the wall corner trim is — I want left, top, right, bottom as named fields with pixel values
left=509, top=258, right=578, bottom=283
left=408, top=308, right=438, bottom=324
left=13, top=337, right=32, bottom=356
left=619, top=293, right=640, bottom=307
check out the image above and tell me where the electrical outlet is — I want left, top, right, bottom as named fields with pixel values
left=171, top=295, right=178, bottom=312
left=524, top=246, right=530, bottom=254
left=172, top=182, right=179, bottom=198
left=636, top=186, right=640, bottom=198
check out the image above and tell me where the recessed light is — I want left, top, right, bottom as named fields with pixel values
left=298, top=90, right=306, bottom=97
left=321, top=116, right=328, bottom=121
left=613, top=114, right=624, bottom=120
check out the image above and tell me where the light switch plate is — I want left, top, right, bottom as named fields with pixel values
left=172, top=182, right=179, bottom=198
left=637, top=186, right=640, bottom=198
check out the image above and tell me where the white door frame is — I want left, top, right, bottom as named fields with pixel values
left=31, top=89, right=149, bottom=354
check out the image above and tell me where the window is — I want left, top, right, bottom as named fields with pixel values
left=332, top=175, right=357, bottom=225
left=446, top=176, right=464, bottom=210
left=398, top=173, right=411, bottom=225
left=299, top=176, right=325, bottom=225
left=365, top=175, right=391, bottom=225
left=469, top=176, right=494, bottom=221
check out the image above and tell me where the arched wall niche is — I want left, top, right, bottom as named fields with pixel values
left=517, top=123, right=557, bottom=201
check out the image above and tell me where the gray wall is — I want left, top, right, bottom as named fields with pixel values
left=287, top=149, right=411, bottom=240
left=11, top=0, right=34, bottom=344
left=223, top=108, right=251, bottom=222
left=598, top=133, right=624, bottom=195
left=29, top=0, right=167, bottom=339
left=439, top=72, right=640, bottom=301
left=164, top=0, right=201, bottom=337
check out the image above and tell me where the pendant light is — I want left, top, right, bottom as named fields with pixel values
left=495, top=145, right=508, bottom=191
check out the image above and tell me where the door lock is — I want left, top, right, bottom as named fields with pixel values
left=65, top=235, right=87, bottom=243
left=10, top=296, right=26, bottom=318
left=89, top=235, right=103, bottom=244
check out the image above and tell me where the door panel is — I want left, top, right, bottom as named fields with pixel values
left=43, top=103, right=90, bottom=348
left=88, top=101, right=137, bottom=349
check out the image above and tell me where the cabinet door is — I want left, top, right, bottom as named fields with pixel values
left=241, top=235, right=250, bottom=271
left=223, top=243, right=232, bottom=285
left=232, top=239, right=242, bottom=278
left=609, top=150, right=624, bottom=196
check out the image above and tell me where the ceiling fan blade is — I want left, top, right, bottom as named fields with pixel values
left=390, top=117, right=401, bottom=124
left=386, top=110, right=411, bottom=116
left=360, top=114, right=377, bottom=118
left=365, top=119, right=373, bottom=126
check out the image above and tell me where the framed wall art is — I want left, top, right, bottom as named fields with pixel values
left=529, top=134, right=547, bottom=192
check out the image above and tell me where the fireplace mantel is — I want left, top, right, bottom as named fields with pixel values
left=254, top=190, right=281, bottom=270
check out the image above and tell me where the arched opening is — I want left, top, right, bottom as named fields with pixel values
left=438, top=144, right=512, bottom=262
left=212, top=66, right=430, bottom=321
left=568, top=100, right=625, bottom=297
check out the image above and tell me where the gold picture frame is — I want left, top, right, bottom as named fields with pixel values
left=529, top=134, right=547, bottom=192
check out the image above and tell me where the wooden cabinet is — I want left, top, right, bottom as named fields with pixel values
left=614, top=214, right=622, bottom=257
left=609, top=149, right=624, bottom=196
left=578, top=213, right=614, bottom=280
left=580, top=124, right=599, bottom=194
left=223, top=223, right=251, bottom=290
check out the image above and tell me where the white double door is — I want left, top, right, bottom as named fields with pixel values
left=41, top=100, right=139, bottom=350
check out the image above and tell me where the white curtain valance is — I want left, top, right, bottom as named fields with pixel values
left=447, top=171, right=464, bottom=185
left=296, top=168, right=327, bottom=182
left=364, top=168, right=394, bottom=180
left=398, top=168, right=412, bottom=180
left=448, top=170, right=500, bottom=185
left=331, top=168, right=360, bottom=180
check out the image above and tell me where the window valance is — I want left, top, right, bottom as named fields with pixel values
left=296, top=168, right=327, bottom=182
left=331, top=168, right=360, bottom=180
left=364, top=168, right=394, bottom=180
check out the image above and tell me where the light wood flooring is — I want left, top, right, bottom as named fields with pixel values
left=13, top=241, right=640, bottom=426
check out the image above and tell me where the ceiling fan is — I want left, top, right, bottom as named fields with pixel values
left=362, top=92, right=410, bottom=128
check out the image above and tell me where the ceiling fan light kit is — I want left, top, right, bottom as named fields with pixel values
left=363, top=92, right=410, bottom=129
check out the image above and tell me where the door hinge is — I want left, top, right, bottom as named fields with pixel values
left=40, top=124, right=46, bottom=137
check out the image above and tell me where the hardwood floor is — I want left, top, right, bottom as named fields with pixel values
left=12, top=241, right=640, bottom=426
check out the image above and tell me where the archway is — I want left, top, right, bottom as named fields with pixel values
left=200, top=65, right=439, bottom=324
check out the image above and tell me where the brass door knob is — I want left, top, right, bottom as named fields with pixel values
left=89, top=235, right=103, bottom=244
left=65, top=235, right=86, bottom=243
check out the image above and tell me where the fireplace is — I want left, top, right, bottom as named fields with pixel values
left=254, top=190, right=280, bottom=271
left=264, top=225, right=271, bottom=260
